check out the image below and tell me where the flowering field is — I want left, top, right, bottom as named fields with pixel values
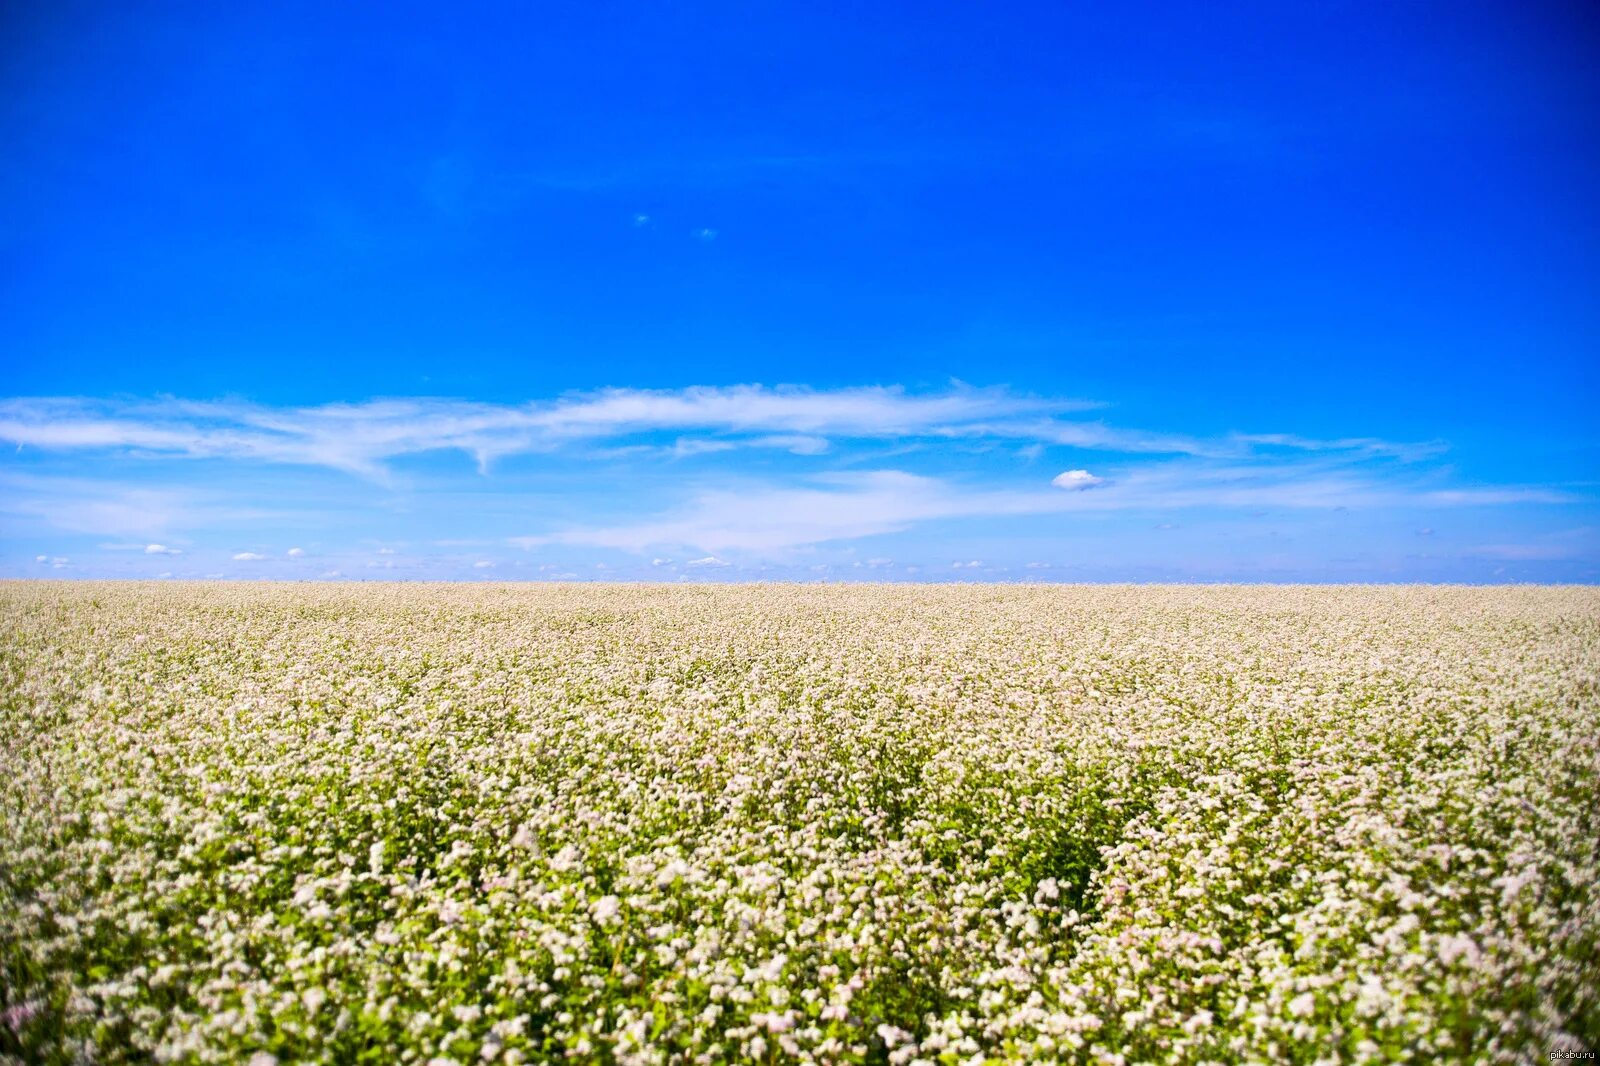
left=1, top=582, right=1596, bottom=1065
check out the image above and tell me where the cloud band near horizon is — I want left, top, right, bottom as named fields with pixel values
left=0, top=383, right=1589, bottom=580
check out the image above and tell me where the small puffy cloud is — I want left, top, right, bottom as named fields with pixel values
left=865, top=557, right=893, bottom=569
left=633, top=213, right=651, bottom=227
left=34, top=554, right=47, bottom=562
left=376, top=547, right=396, bottom=555
left=651, top=557, right=673, bottom=566
left=232, top=552, right=266, bottom=561
left=694, top=227, right=717, bottom=242
left=472, top=560, right=495, bottom=569
left=951, top=560, right=983, bottom=569
left=685, top=555, right=729, bottom=568
left=286, top=547, right=305, bottom=557
left=145, top=543, right=181, bottom=555
left=1051, top=469, right=1104, bottom=490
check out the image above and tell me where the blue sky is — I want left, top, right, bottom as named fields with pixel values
left=2, top=1, right=1596, bottom=582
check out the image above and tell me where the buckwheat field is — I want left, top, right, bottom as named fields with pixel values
left=1, top=582, right=1596, bottom=1065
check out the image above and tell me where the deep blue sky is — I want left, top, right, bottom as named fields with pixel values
left=2, top=1, right=1597, bottom=581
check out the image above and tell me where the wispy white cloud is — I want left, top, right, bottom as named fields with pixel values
left=1465, top=543, right=1575, bottom=561
left=523, top=472, right=971, bottom=553
left=1419, top=488, right=1573, bottom=506
left=0, top=387, right=1456, bottom=486
left=519, top=469, right=1119, bottom=554
left=988, top=419, right=1220, bottom=456
left=232, top=552, right=265, bottom=561
left=145, top=543, right=182, bottom=555
left=670, top=433, right=831, bottom=459
left=670, top=438, right=738, bottom=458
left=1232, top=433, right=1448, bottom=462
left=286, top=547, right=304, bottom=557
left=1462, top=527, right=1596, bottom=562
left=0, top=473, right=278, bottom=536
left=753, top=434, right=830, bottom=455
left=516, top=460, right=1584, bottom=556
left=0, top=386, right=1096, bottom=478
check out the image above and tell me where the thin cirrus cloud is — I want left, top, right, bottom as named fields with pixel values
left=1231, top=433, right=1449, bottom=462
left=669, top=434, right=830, bottom=459
left=515, top=472, right=1000, bottom=554
left=0, top=386, right=1087, bottom=477
left=0, top=471, right=280, bottom=537
left=511, top=462, right=1578, bottom=556
left=0, top=385, right=1438, bottom=481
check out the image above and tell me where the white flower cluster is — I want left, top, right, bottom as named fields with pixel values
left=1, top=582, right=1596, bottom=1064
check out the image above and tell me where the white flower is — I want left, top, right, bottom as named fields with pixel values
left=591, top=895, right=622, bottom=925
left=2, top=582, right=1589, bottom=1064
